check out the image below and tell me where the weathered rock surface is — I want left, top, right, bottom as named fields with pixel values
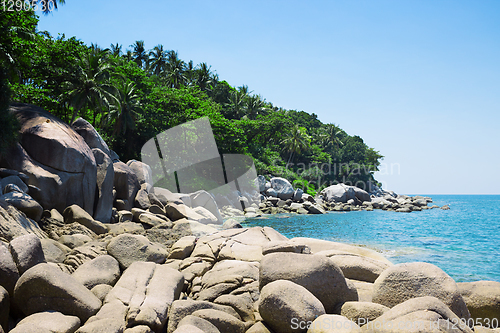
left=13, top=311, right=80, bottom=333
left=262, top=240, right=309, bottom=255
left=458, top=281, right=500, bottom=322
left=91, top=283, right=113, bottom=302
left=245, top=322, right=273, bottom=333
left=113, top=161, right=140, bottom=211
left=372, top=262, right=470, bottom=320
left=165, top=202, right=216, bottom=224
left=107, top=221, right=144, bottom=235
left=308, top=314, right=361, bottom=333
left=212, top=226, right=289, bottom=262
left=168, top=236, right=197, bottom=260
left=361, top=296, right=473, bottom=333
left=259, top=279, right=326, bottom=333
left=0, top=241, right=20, bottom=295
left=270, top=177, right=294, bottom=200
left=40, top=238, right=70, bottom=263
left=167, top=299, right=241, bottom=333
left=71, top=117, right=111, bottom=157
left=58, top=234, right=92, bottom=249
left=104, top=262, right=184, bottom=332
left=171, top=219, right=219, bottom=238
left=348, top=280, right=374, bottom=303
left=291, top=237, right=392, bottom=265
left=127, top=160, right=153, bottom=188
left=76, top=300, right=127, bottom=333
left=92, top=148, right=114, bottom=223
left=316, top=250, right=392, bottom=283
left=189, top=190, right=222, bottom=224
left=172, top=325, right=209, bottom=333
left=191, top=308, right=246, bottom=333
left=214, top=293, right=255, bottom=323
left=135, top=188, right=151, bottom=210
left=5, top=103, right=97, bottom=216
left=193, top=206, right=219, bottom=224
left=0, top=191, right=43, bottom=221
left=260, top=252, right=357, bottom=314
left=9, top=233, right=47, bottom=275
left=0, top=175, right=28, bottom=194
left=72, top=255, right=120, bottom=289
left=63, top=205, right=108, bottom=235
left=321, top=184, right=355, bottom=203
left=14, top=263, right=101, bottom=322
left=0, top=199, right=46, bottom=241
left=107, top=233, right=168, bottom=269
left=341, top=301, right=389, bottom=326
left=0, top=286, right=8, bottom=332
left=176, top=315, right=220, bottom=333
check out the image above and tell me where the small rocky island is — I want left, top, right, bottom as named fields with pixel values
left=0, top=104, right=495, bottom=333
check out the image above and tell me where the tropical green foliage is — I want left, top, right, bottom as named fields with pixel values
left=61, top=48, right=116, bottom=124
left=281, top=125, right=311, bottom=165
left=0, top=67, right=19, bottom=159
left=2, top=10, right=384, bottom=195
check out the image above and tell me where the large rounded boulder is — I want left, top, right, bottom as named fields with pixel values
left=107, top=233, right=168, bottom=269
left=260, top=252, right=357, bottom=313
left=113, top=161, right=140, bottom=211
left=13, top=263, right=101, bottom=322
left=270, top=177, right=294, bottom=200
left=71, top=117, right=111, bottom=157
left=3, top=103, right=97, bottom=216
left=457, top=281, right=500, bottom=322
left=316, top=250, right=392, bottom=283
left=259, top=279, right=325, bottom=333
left=307, top=314, right=361, bottom=333
left=363, top=296, right=473, bottom=333
left=320, top=184, right=355, bottom=203
left=372, top=262, right=470, bottom=320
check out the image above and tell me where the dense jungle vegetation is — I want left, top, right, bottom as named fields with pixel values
left=0, top=9, right=383, bottom=195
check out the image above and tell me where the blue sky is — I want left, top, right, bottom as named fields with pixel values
left=38, top=0, right=500, bottom=194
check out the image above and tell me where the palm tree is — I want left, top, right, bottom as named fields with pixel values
left=244, top=94, right=270, bottom=120
left=164, top=51, right=186, bottom=88
left=185, top=60, right=195, bottom=85
left=123, top=50, right=133, bottom=62
left=110, top=43, right=122, bottom=57
left=226, top=90, right=247, bottom=119
left=0, top=11, right=37, bottom=83
left=194, top=62, right=214, bottom=92
left=90, top=43, right=107, bottom=54
left=130, top=40, right=147, bottom=68
left=61, top=49, right=115, bottom=125
left=238, top=85, right=252, bottom=95
left=107, top=79, right=142, bottom=135
left=281, top=125, right=311, bottom=165
left=321, top=124, right=344, bottom=151
left=148, top=44, right=167, bottom=76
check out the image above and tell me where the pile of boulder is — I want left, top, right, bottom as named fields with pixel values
left=0, top=103, right=493, bottom=333
left=319, top=183, right=448, bottom=212
left=0, top=223, right=499, bottom=332
left=250, top=179, right=448, bottom=217
left=244, top=176, right=325, bottom=217
left=0, top=103, right=228, bottom=234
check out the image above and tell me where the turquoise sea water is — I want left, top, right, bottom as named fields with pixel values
left=243, top=195, right=500, bottom=283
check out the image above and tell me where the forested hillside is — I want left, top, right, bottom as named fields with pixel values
left=0, top=10, right=383, bottom=195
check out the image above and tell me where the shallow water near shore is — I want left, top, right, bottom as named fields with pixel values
left=243, top=195, right=500, bottom=283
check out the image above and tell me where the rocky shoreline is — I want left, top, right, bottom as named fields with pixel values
left=231, top=176, right=449, bottom=219
left=220, top=173, right=450, bottom=220
left=0, top=103, right=497, bottom=333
